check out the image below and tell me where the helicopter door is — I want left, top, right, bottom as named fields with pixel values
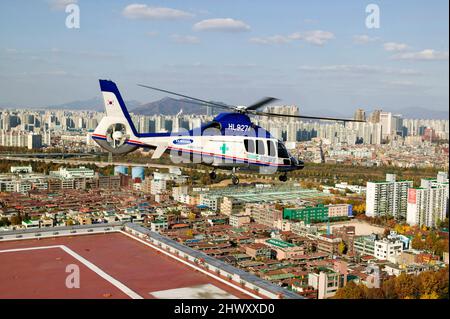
left=243, top=139, right=253, bottom=165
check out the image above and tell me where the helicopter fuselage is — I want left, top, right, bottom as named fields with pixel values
left=92, top=80, right=304, bottom=179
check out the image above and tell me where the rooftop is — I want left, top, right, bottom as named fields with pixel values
left=0, top=232, right=251, bottom=299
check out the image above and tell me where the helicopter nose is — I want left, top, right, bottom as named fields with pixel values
left=291, top=156, right=304, bottom=169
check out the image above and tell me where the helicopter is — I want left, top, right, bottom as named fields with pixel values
left=92, top=80, right=363, bottom=185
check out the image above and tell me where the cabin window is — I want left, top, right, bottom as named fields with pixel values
left=256, top=140, right=265, bottom=155
left=277, top=142, right=290, bottom=158
left=267, top=140, right=276, bottom=157
left=244, top=139, right=255, bottom=153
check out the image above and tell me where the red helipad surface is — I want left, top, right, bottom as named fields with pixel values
left=0, top=232, right=251, bottom=299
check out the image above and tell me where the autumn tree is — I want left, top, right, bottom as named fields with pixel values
left=338, top=241, right=347, bottom=255
left=395, top=273, right=419, bottom=299
left=333, top=281, right=366, bottom=299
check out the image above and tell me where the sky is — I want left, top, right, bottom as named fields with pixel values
left=0, top=0, right=448, bottom=116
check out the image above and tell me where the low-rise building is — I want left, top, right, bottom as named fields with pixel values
left=244, top=243, right=272, bottom=260
left=247, top=203, right=282, bottom=227
left=151, top=219, right=169, bottom=232
left=220, top=197, right=244, bottom=216
left=21, top=219, right=40, bottom=229
left=374, top=238, right=403, bottom=261
left=317, top=234, right=342, bottom=255
left=229, top=214, right=251, bottom=227
left=262, top=238, right=304, bottom=260
left=354, top=234, right=377, bottom=257
left=308, top=268, right=343, bottom=299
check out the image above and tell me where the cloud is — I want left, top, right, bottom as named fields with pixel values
left=123, top=4, right=193, bottom=20
left=298, top=30, right=335, bottom=45
left=171, top=34, right=200, bottom=44
left=392, top=49, right=449, bottom=61
left=353, top=34, right=380, bottom=44
left=384, top=80, right=418, bottom=87
left=48, top=0, right=77, bottom=11
left=249, top=35, right=290, bottom=45
left=50, top=48, right=121, bottom=59
left=383, top=42, right=409, bottom=52
left=193, top=18, right=250, bottom=32
left=250, top=30, right=335, bottom=46
left=4, top=48, right=20, bottom=54
left=298, top=64, right=421, bottom=76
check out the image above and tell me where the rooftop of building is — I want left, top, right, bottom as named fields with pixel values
left=266, top=238, right=295, bottom=248
left=0, top=231, right=268, bottom=299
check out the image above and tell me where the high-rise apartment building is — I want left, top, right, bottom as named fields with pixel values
left=407, top=172, right=449, bottom=227
left=353, top=108, right=366, bottom=121
left=366, top=174, right=413, bottom=220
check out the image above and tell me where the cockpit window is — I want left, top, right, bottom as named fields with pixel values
left=277, top=142, right=290, bottom=158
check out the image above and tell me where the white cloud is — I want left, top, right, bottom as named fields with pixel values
left=384, top=80, right=417, bottom=87
left=392, top=49, right=449, bottom=61
left=249, top=35, right=290, bottom=45
left=48, top=0, right=77, bottom=11
left=171, top=34, right=200, bottom=44
left=4, top=48, right=20, bottom=54
left=193, top=18, right=250, bottom=32
left=250, top=30, right=335, bottom=46
left=123, top=4, right=193, bottom=20
left=353, top=35, right=380, bottom=44
left=299, top=30, right=335, bottom=45
left=298, top=64, right=421, bottom=76
left=383, top=42, right=409, bottom=52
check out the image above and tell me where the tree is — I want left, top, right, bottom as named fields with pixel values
left=395, top=273, right=419, bottom=299
left=411, top=233, right=425, bottom=250
left=419, top=271, right=440, bottom=296
left=381, top=277, right=397, bottom=299
left=185, top=229, right=193, bottom=238
left=338, top=241, right=347, bottom=255
left=334, top=282, right=365, bottom=299
left=10, top=215, right=22, bottom=226
left=420, top=292, right=439, bottom=299
left=0, top=217, right=11, bottom=227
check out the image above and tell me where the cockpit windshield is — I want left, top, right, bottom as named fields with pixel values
left=277, top=142, right=290, bottom=158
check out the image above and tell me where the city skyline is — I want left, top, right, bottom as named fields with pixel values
left=0, top=0, right=448, bottom=116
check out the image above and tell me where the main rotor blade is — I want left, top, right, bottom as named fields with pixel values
left=251, top=110, right=366, bottom=123
left=137, top=84, right=234, bottom=111
left=246, top=97, right=279, bottom=111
